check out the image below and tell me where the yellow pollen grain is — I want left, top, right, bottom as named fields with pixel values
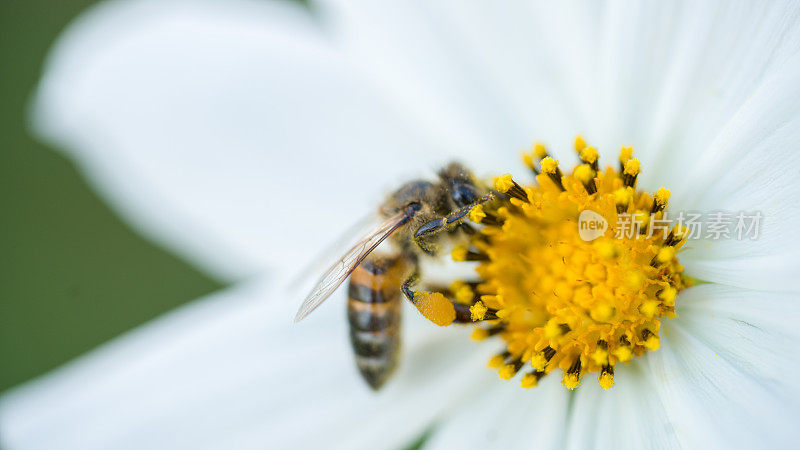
left=469, top=204, right=487, bottom=223
left=531, top=352, right=548, bottom=370
left=534, top=142, right=548, bottom=158
left=455, top=284, right=474, bottom=304
left=544, top=319, right=563, bottom=338
left=659, top=287, right=677, bottom=306
left=451, top=245, right=468, bottom=262
left=619, top=146, right=633, bottom=163
left=654, top=187, right=671, bottom=206
left=614, top=346, right=633, bottom=363
left=522, top=152, right=535, bottom=169
left=613, top=187, right=632, bottom=205
left=471, top=328, right=489, bottom=341
left=656, top=247, right=675, bottom=264
left=639, top=299, right=660, bottom=318
left=598, top=372, right=614, bottom=390
left=498, top=364, right=517, bottom=379
left=591, top=348, right=608, bottom=366
left=412, top=292, right=455, bottom=327
left=470, top=301, right=488, bottom=321
left=494, top=174, right=515, bottom=193
left=488, top=354, right=506, bottom=369
left=574, top=135, right=587, bottom=151
left=644, top=334, right=660, bottom=351
left=580, top=146, right=598, bottom=164
left=624, top=158, right=641, bottom=176
left=540, top=156, right=559, bottom=174
left=593, top=240, right=618, bottom=259
left=562, top=373, right=580, bottom=390
left=573, top=164, right=594, bottom=184
left=521, top=373, right=539, bottom=388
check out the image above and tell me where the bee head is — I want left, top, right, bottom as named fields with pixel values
left=384, top=180, right=449, bottom=218
left=439, top=162, right=481, bottom=208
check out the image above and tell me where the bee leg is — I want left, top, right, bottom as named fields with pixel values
left=412, top=194, right=492, bottom=252
left=402, top=277, right=498, bottom=325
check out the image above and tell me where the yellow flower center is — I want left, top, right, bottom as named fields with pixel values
left=451, top=136, right=690, bottom=390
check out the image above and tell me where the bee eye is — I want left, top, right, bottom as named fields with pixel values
left=451, top=182, right=479, bottom=207
left=404, top=202, right=422, bottom=215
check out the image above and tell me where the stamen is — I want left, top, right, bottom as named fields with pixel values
left=488, top=351, right=511, bottom=368
left=562, top=358, right=582, bottom=390
left=520, top=370, right=546, bottom=388
left=598, top=365, right=614, bottom=390
left=573, top=164, right=597, bottom=194
left=651, top=187, right=671, bottom=213
left=619, top=146, right=633, bottom=171
left=451, top=245, right=489, bottom=262
left=540, top=157, right=566, bottom=191
left=522, top=142, right=548, bottom=176
left=494, top=174, right=530, bottom=203
left=622, top=158, right=640, bottom=188
left=580, top=146, right=599, bottom=172
left=574, top=135, right=587, bottom=152
left=469, top=204, right=504, bottom=226
left=498, top=359, right=524, bottom=379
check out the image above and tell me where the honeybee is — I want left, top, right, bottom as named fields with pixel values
left=294, top=163, right=494, bottom=390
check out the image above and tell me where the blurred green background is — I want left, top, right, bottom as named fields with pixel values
left=0, top=0, right=224, bottom=392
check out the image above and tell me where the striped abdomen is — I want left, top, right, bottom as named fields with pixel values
left=347, top=254, right=407, bottom=390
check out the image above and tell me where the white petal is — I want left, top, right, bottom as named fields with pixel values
left=616, top=0, right=800, bottom=185
left=667, top=49, right=800, bottom=291
left=0, top=278, right=490, bottom=450
left=566, top=363, right=680, bottom=450
left=34, top=0, right=453, bottom=280
left=316, top=0, right=593, bottom=170
left=423, top=375, right=569, bottom=450
left=648, top=284, right=800, bottom=448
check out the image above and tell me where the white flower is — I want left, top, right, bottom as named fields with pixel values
left=3, top=0, right=800, bottom=448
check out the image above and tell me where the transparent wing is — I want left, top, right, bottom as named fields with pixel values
left=286, top=213, right=381, bottom=292
left=293, top=211, right=409, bottom=322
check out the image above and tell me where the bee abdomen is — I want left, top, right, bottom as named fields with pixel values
left=347, top=256, right=404, bottom=390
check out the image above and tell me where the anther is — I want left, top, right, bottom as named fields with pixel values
left=562, top=358, right=582, bottom=390
left=523, top=142, right=547, bottom=176
left=573, top=164, right=597, bottom=195
left=531, top=346, right=556, bottom=370
left=651, top=187, right=671, bottom=213
left=641, top=329, right=660, bottom=351
left=469, top=204, right=504, bottom=226
left=521, top=370, right=546, bottom=388
left=622, top=159, right=640, bottom=188
left=574, top=135, right=587, bottom=152
left=598, top=365, right=614, bottom=390
left=619, top=146, right=633, bottom=171
left=488, top=351, right=511, bottom=368
left=614, top=187, right=632, bottom=214
left=451, top=245, right=489, bottom=262
left=494, top=174, right=530, bottom=203
left=534, top=142, right=548, bottom=159
left=471, top=325, right=505, bottom=341
left=499, top=358, right=524, bottom=380
left=540, top=157, right=566, bottom=191
left=650, top=246, right=675, bottom=267
left=579, top=146, right=599, bottom=172
left=590, top=340, right=609, bottom=365
left=664, top=224, right=688, bottom=246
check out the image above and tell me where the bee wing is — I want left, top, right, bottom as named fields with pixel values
left=293, top=211, right=409, bottom=322
left=286, top=213, right=382, bottom=292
